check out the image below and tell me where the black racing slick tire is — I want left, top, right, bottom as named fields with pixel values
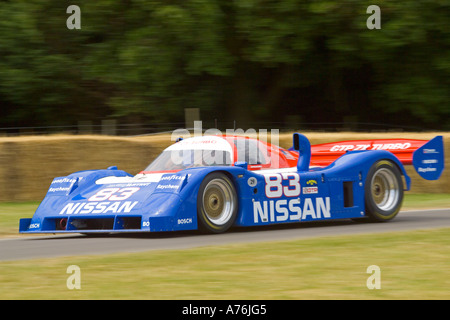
left=365, top=160, right=404, bottom=222
left=197, top=172, right=238, bottom=233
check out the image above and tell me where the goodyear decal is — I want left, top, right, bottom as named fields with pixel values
left=48, top=177, right=78, bottom=196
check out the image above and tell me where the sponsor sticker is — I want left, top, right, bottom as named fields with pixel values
left=302, top=186, right=318, bottom=194
left=329, top=143, right=411, bottom=152
left=48, top=177, right=78, bottom=196
left=155, top=174, right=188, bottom=192
left=59, top=201, right=139, bottom=215
left=177, top=218, right=193, bottom=225
left=248, top=177, right=257, bottom=187
left=253, top=197, right=331, bottom=223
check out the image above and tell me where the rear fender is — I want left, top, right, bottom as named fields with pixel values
left=324, top=150, right=411, bottom=191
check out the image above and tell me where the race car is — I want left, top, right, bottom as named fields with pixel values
left=19, top=133, right=444, bottom=234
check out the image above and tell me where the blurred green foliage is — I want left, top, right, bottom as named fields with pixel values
left=0, top=0, right=449, bottom=130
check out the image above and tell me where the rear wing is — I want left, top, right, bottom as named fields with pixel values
left=306, top=136, right=444, bottom=180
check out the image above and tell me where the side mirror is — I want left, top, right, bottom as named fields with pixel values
left=234, top=161, right=248, bottom=170
left=293, top=133, right=311, bottom=172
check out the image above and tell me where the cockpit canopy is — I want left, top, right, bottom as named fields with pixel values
left=141, top=135, right=297, bottom=173
left=143, top=136, right=233, bottom=172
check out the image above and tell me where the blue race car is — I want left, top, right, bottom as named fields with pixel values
left=19, top=133, right=444, bottom=234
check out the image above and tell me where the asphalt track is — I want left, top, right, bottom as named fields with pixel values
left=1, top=208, right=449, bottom=261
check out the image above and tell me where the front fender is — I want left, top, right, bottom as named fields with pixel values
left=164, top=166, right=254, bottom=228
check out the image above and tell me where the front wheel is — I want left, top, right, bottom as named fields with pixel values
left=197, top=172, right=238, bottom=233
left=365, top=160, right=404, bottom=222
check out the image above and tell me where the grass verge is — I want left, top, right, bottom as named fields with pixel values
left=0, top=228, right=449, bottom=299
left=0, top=202, right=40, bottom=237
left=401, top=193, right=450, bottom=210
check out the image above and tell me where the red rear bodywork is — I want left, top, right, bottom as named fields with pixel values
left=309, top=139, right=429, bottom=167
left=140, top=135, right=432, bottom=174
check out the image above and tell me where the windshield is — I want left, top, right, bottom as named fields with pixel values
left=143, top=149, right=232, bottom=172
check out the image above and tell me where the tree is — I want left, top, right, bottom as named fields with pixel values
left=0, top=0, right=448, bottom=131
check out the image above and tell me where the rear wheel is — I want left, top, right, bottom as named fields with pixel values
left=365, top=160, right=404, bottom=222
left=197, top=172, right=238, bottom=233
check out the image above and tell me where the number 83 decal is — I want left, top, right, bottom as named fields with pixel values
left=88, top=187, right=140, bottom=201
left=264, top=173, right=301, bottom=198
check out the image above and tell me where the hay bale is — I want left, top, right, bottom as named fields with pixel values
left=0, top=132, right=448, bottom=201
